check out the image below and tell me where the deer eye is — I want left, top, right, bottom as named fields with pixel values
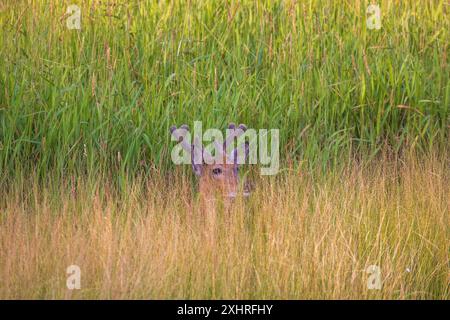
left=212, top=168, right=223, bottom=176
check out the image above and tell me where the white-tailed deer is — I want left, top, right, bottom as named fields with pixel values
left=170, top=123, right=251, bottom=216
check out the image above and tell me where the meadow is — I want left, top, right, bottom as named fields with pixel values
left=0, top=0, right=449, bottom=299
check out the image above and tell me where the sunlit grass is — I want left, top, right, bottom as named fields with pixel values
left=0, top=154, right=448, bottom=299
left=0, top=0, right=448, bottom=300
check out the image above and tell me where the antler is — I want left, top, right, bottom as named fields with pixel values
left=170, top=124, right=192, bottom=154
left=170, top=124, right=213, bottom=164
left=230, top=141, right=250, bottom=165
left=170, top=123, right=248, bottom=166
left=224, top=123, right=248, bottom=164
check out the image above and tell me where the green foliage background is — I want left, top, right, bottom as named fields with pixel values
left=0, top=0, right=448, bottom=180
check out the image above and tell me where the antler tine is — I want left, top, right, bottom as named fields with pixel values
left=220, top=123, right=236, bottom=150
left=223, top=123, right=236, bottom=150
left=193, top=135, right=214, bottom=164
left=222, top=122, right=237, bottom=151
left=224, top=122, right=246, bottom=149
left=224, top=123, right=247, bottom=157
left=228, top=140, right=249, bottom=165
left=170, top=124, right=192, bottom=153
left=170, top=124, right=190, bottom=136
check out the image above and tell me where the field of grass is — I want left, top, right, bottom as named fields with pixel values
left=0, top=154, right=448, bottom=299
left=0, top=0, right=449, bottom=299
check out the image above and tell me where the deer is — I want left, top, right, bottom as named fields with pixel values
left=169, top=123, right=251, bottom=220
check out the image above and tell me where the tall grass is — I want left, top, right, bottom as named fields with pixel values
left=0, top=0, right=448, bottom=179
left=0, top=0, right=448, bottom=300
left=0, top=154, right=448, bottom=299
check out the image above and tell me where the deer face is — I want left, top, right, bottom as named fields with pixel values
left=170, top=123, right=251, bottom=201
left=198, top=162, right=239, bottom=199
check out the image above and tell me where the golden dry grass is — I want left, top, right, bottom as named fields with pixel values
left=0, top=154, right=448, bottom=299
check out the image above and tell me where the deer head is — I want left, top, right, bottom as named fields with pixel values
left=170, top=123, right=251, bottom=202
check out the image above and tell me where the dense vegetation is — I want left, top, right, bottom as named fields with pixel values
left=0, top=1, right=448, bottom=299
left=1, top=0, right=448, bottom=180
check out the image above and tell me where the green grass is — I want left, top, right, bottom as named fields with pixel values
left=0, top=0, right=448, bottom=181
